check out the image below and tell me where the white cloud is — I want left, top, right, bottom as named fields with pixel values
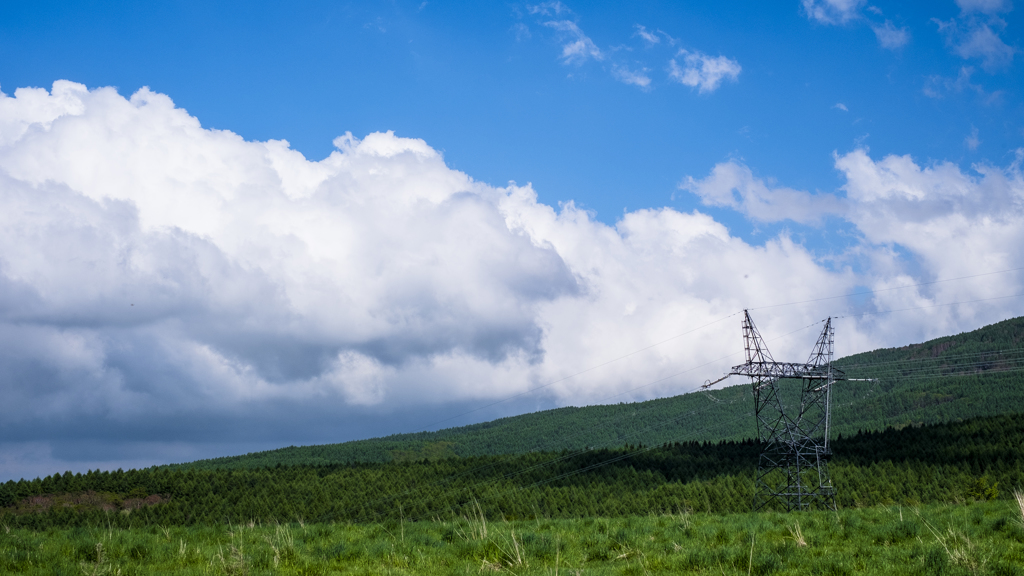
left=668, top=50, right=742, bottom=93
left=965, top=125, right=981, bottom=150
left=922, top=66, right=1003, bottom=103
left=527, top=1, right=572, bottom=17
left=833, top=102, right=849, bottom=111
left=834, top=148, right=1024, bottom=302
left=634, top=24, right=660, bottom=45
left=530, top=5, right=733, bottom=93
left=956, top=0, right=1013, bottom=14
left=512, top=22, right=531, bottom=41
left=680, top=161, right=845, bottom=225
left=955, top=22, right=1015, bottom=69
left=0, top=82, right=577, bottom=409
left=2, top=82, right=1023, bottom=479
left=801, top=0, right=866, bottom=24
left=0, top=81, right=861, bottom=477
left=872, top=20, right=910, bottom=49
left=612, top=64, right=652, bottom=88
left=924, top=66, right=979, bottom=98
left=935, top=16, right=1016, bottom=71
left=802, top=0, right=910, bottom=50
left=682, top=147, right=1024, bottom=345
left=543, top=20, right=604, bottom=64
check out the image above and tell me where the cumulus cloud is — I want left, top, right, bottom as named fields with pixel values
left=0, top=82, right=578, bottom=391
left=834, top=148, right=1024, bottom=310
left=680, top=161, right=846, bottom=225
left=2, top=82, right=1022, bottom=480
left=668, top=50, right=741, bottom=93
left=801, top=0, right=866, bottom=25
left=683, top=149, right=1024, bottom=297
left=833, top=102, right=849, bottom=111
left=683, top=147, right=1024, bottom=345
left=0, top=81, right=862, bottom=478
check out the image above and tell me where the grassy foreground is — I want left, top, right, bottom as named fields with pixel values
left=3, top=500, right=1023, bottom=575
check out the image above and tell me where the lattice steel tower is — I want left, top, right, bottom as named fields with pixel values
left=729, top=310, right=845, bottom=511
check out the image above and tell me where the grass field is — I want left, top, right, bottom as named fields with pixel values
left=3, top=498, right=1023, bottom=575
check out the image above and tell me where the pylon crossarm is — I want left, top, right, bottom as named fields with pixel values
left=729, top=362, right=845, bottom=380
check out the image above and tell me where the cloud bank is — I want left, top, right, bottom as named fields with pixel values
left=685, top=150, right=1024, bottom=317
left=1, top=82, right=1022, bottom=479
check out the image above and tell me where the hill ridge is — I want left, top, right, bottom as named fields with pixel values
left=170, top=315, right=1024, bottom=470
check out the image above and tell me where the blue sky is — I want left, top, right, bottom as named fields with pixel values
left=5, top=0, right=1020, bottom=234
left=1, top=1, right=1023, bottom=480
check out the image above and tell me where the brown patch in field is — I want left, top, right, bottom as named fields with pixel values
left=7, top=490, right=169, bottom=515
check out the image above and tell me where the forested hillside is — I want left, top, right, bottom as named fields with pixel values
left=174, top=316, right=1024, bottom=470
left=2, top=413, right=1021, bottom=528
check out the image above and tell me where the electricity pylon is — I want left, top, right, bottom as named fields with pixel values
left=728, top=310, right=844, bottom=511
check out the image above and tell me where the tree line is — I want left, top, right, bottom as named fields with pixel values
left=2, top=413, right=1021, bottom=529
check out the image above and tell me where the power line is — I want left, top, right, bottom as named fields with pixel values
left=257, top=319, right=1014, bottom=525
left=343, top=380, right=751, bottom=524
left=491, top=357, right=1023, bottom=517
left=350, top=278, right=1022, bottom=503
left=342, top=307, right=1023, bottom=522
left=843, top=357, right=1024, bottom=376
left=339, top=323, right=843, bottom=522
left=338, top=321, right=838, bottom=523
left=409, top=271, right=1023, bottom=436
left=845, top=365, right=1024, bottom=383
left=347, top=377, right=888, bottom=524
left=408, top=311, right=742, bottom=433
left=314, top=352, right=753, bottom=523
left=356, top=356, right=757, bottom=512
left=378, top=319, right=842, bottom=514
left=351, top=402, right=756, bottom=524
left=750, top=266, right=1024, bottom=312
left=600, top=317, right=828, bottom=401
left=833, top=292, right=1024, bottom=319
left=837, top=347, right=1024, bottom=369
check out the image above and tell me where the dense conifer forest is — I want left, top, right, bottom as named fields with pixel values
left=2, top=413, right=1021, bottom=529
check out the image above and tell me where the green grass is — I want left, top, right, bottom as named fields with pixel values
left=3, top=500, right=1023, bottom=575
